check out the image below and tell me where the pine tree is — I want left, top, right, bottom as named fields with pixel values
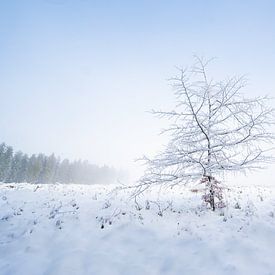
left=6, top=151, right=23, bottom=183
left=0, top=142, right=118, bottom=185
left=2, top=146, right=13, bottom=182
left=0, top=143, right=7, bottom=181
left=17, top=154, right=29, bottom=182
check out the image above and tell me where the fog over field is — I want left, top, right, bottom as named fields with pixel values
left=1, top=1, right=275, bottom=183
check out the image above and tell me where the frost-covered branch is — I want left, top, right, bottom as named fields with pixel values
left=139, top=57, right=275, bottom=209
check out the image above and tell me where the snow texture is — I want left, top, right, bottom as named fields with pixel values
left=0, top=183, right=275, bottom=275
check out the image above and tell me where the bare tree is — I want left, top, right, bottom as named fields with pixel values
left=140, top=57, right=275, bottom=210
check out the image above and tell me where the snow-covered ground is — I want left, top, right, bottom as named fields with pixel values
left=0, top=183, right=275, bottom=275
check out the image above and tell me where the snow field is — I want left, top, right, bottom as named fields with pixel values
left=0, top=183, right=275, bottom=275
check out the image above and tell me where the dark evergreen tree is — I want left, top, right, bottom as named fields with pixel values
left=27, top=154, right=41, bottom=183
left=0, top=143, right=7, bottom=181
left=0, top=142, right=121, bottom=184
left=18, top=154, right=29, bottom=182
left=2, top=146, right=13, bottom=182
left=6, top=151, right=23, bottom=183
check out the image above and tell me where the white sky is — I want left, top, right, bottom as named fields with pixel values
left=1, top=0, right=275, bottom=183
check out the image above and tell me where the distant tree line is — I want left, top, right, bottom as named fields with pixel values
left=0, top=142, right=121, bottom=184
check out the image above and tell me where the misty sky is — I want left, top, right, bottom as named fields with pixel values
left=1, top=0, right=275, bottom=182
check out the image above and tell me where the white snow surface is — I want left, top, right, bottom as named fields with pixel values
left=0, top=183, right=275, bottom=275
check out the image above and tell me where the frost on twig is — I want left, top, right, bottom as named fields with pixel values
left=139, top=56, right=275, bottom=210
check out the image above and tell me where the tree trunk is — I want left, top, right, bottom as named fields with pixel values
left=210, top=189, right=215, bottom=211
left=208, top=176, right=215, bottom=211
